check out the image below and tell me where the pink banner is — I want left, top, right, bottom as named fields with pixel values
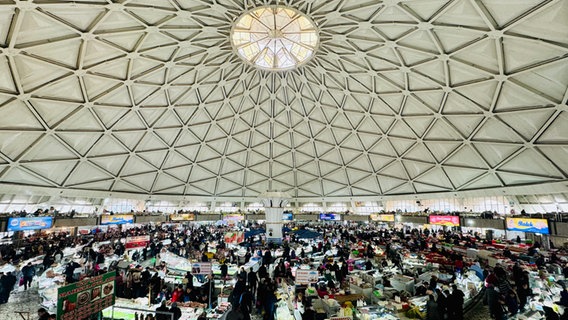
left=429, top=215, right=460, bottom=227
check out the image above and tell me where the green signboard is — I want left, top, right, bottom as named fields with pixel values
left=57, top=271, right=116, bottom=320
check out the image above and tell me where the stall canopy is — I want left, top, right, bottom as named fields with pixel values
left=292, top=229, right=322, bottom=239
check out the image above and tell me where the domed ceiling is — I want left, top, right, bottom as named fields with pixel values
left=0, top=0, right=567, bottom=200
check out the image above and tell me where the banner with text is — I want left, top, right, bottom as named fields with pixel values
left=191, top=262, right=212, bottom=275
left=7, top=217, right=53, bottom=232
left=370, top=214, right=395, bottom=222
left=295, top=269, right=319, bottom=284
left=170, top=213, right=196, bottom=221
left=57, top=271, right=116, bottom=320
left=100, top=215, right=134, bottom=225
left=429, top=215, right=460, bottom=227
left=125, top=235, right=151, bottom=250
left=506, top=217, right=549, bottom=234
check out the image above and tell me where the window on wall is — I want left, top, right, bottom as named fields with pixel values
left=179, top=202, right=210, bottom=212
left=354, top=202, right=383, bottom=214
left=300, top=203, right=322, bottom=212
left=214, top=202, right=239, bottom=212
left=246, top=202, right=264, bottom=211
left=103, top=198, right=141, bottom=213
left=327, top=202, right=347, bottom=212
left=146, top=201, right=178, bottom=213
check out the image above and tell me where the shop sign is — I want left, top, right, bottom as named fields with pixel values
left=170, top=213, right=196, bottom=221
left=223, top=232, right=245, bottom=244
left=191, top=262, right=212, bottom=275
left=7, top=217, right=53, bottom=231
left=125, top=235, right=151, bottom=250
left=100, top=214, right=134, bottom=225
left=429, top=215, right=460, bottom=227
left=282, top=213, right=294, bottom=221
left=506, top=217, right=549, bottom=234
left=295, top=269, right=319, bottom=284
left=57, top=271, right=116, bottom=320
left=369, top=214, right=395, bottom=222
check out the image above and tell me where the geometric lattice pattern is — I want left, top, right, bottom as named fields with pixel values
left=0, top=0, right=567, bottom=200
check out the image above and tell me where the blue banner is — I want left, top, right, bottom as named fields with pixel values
left=7, top=217, right=53, bottom=231
left=100, top=214, right=134, bottom=225
left=282, top=213, right=293, bottom=221
left=506, top=217, right=549, bottom=234
left=319, top=213, right=340, bottom=221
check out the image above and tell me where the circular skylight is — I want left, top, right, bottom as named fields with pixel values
left=231, top=6, right=318, bottom=71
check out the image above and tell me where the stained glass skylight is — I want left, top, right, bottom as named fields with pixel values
left=231, top=6, right=318, bottom=71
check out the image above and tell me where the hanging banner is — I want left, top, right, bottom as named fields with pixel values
left=223, top=232, right=245, bottom=244
left=223, top=214, right=244, bottom=221
left=282, top=213, right=294, bottom=221
left=125, top=235, right=151, bottom=250
left=170, top=213, right=196, bottom=221
left=7, top=217, right=53, bottom=231
left=319, top=213, right=341, bottom=221
left=57, top=271, right=116, bottom=320
left=369, top=214, right=395, bottom=222
left=429, top=215, right=460, bottom=227
left=223, top=214, right=244, bottom=226
left=506, top=218, right=549, bottom=234
left=295, top=269, right=319, bottom=284
left=100, top=214, right=134, bottom=225
left=191, top=262, right=212, bottom=275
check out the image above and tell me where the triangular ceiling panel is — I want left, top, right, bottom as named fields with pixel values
left=0, top=0, right=565, bottom=200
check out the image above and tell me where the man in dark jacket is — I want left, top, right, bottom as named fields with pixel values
left=155, top=301, right=171, bottom=320
left=239, top=286, right=254, bottom=320
left=21, top=262, right=36, bottom=290
left=247, top=271, right=258, bottom=297
left=169, top=302, right=182, bottom=320
left=0, top=271, right=17, bottom=303
left=449, top=284, right=465, bottom=320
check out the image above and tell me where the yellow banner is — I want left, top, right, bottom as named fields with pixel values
left=370, top=214, right=395, bottom=222
left=170, top=213, right=196, bottom=221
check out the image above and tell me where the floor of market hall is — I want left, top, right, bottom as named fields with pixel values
left=0, top=283, right=493, bottom=320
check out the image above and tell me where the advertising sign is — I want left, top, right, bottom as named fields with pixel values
left=223, top=232, right=245, bottom=244
left=506, top=218, right=549, bottom=234
left=223, top=214, right=244, bottom=221
left=57, top=271, right=116, bottom=320
left=429, top=215, right=460, bottom=227
left=170, top=213, right=196, bottom=221
left=7, top=217, right=53, bottom=232
left=100, top=214, right=134, bottom=225
left=369, top=214, right=395, bottom=222
left=191, top=262, right=212, bottom=275
left=125, top=235, right=151, bottom=250
left=319, top=213, right=340, bottom=221
left=295, top=269, right=319, bottom=284
left=282, top=213, right=294, bottom=221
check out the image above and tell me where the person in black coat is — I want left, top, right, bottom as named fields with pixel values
left=247, top=271, right=258, bottom=297
left=155, top=301, right=171, bottom=320
left=0, top=272, right=17, bottom=304
left=239, top=286, right=254, bottom=320
left=169, top=302, right=182, bottom=320
left=449, top=285, right=465, bottom=320
left=220, top=261, right=228, bottom=280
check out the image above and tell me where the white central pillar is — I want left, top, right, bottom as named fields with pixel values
left=259, top=191, right=291, bottom=244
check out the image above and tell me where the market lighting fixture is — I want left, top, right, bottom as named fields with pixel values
left=231, top=6, right=318, bottom=71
